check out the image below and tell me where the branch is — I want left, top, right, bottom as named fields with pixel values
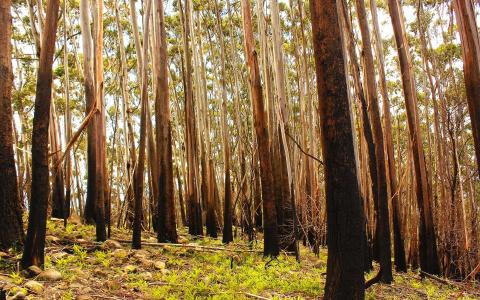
left=285, top=131, right=323, bottom=165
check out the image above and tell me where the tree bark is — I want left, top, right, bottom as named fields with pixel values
left=155, top=0, right=178, bottom=243
left=0, top=0, right=24, bottom=250
left=387, top=0, right=440, bottom=275
left=310, top=0, right=365, bottom=298
left=21, top=0, right=60, bottom=268
left=240, top=0, right=279, bottom=256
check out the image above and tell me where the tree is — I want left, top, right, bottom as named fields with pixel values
left=453, top=0, right=480, bottom=178
left=155, top=0, right=178, bottom=243
left=387, top=0, right=440, bottom=275
left=309, top=0, right=365, bottom=298
left=354, top=0, right=392, bottom=283
left=240, top=0, right=279, bottom=256
left=0, top=0, right=24, bottom=250
left=21, top=0, right=60, bottom=268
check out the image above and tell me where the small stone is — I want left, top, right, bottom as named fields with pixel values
left=133, top=250, right=149, bottom=260
left=51, top=252, right=68, bottom=261
left=103, top=240, right=122, bottom=250
left=139, top=258, right=154, bottom=268
left=37, top=269, right=62, bottom=281
left=26, top=265, right=43, bottom=277
left=123, top=265, right=137, bottom=273
left=10, top=291, right=26, bottom=300
left=105, top=280, right=121, bottom=290
left=24, top=280, right=44, bottom=294
left=93, top=268, right=108, bottom=278
left=140, top=272, right=153, bottom=280
left=112, top=249, right=128, bottom=259
left=154, top=261, right=166, bottom=270
left=160, top=268, right=170, bottom=275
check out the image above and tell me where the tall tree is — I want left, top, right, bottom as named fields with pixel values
left=213, top=0, right=233, bottom=244
left=21, top=0, right=60, bottom=267
left=240, top=0, right=279, bottom=256
left=354, top=0, right=392, bottom=283
left=0, top=0, right=24, bottom=250
left=387, top=0, right=440, bottom=275
left=155, top=0, right=178, bottom=243
left=180, top=0, right=202, bottom=236
left=370, top=0, right=406, bottom=272
left=309, top=0, right=365, bottom=298
left=453, top=0, right=480, bottom=178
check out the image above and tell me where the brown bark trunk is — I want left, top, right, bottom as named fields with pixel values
left=387, top=0, right=440, bottom=275
left=0, top=0, right=24, bottom=250
left=310, top=0, right=365, bottom=298
left=240, top=0, right=278, bottom=256
left=155, top=0, right=178, bottom=243
left=21, top=0, right=60, bottom=268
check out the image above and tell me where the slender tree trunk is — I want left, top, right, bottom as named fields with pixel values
left=310, top=0, right=365, bottom=298
left=180, top=0, right=202, bottom=236
left=453, top=0, right=480, bottom=178
left=21, top=0, right=60, bottom=268
left=132, top=0, right=152, bottom=249
left=387, top=0, right=440, bottom=275
left=240, top=0, right=279, bottom=256
left=354, top=0, right=392, bottom=283
left=155, top=0, right=178, bottom=243
left=0, top=0, right=24, bottom=250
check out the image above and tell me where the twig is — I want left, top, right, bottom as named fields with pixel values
left=242, top=292, right=271, bottom=300
left=285, top=131, right=323, bottom=165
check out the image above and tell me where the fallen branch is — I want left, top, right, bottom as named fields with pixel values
left=419, top=271, right=451, bottom=285
left=112, top=239, right=264, bottom=253
left=286, top=131, right=323, bottom=165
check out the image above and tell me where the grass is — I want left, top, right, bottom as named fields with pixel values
left=0, top=220, right=478, bottom=299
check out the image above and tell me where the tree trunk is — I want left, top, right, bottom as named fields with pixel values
left=310, top=0, right=365, bottom=298
left=387, top=0, right=440, bottom=275
left=453, top=0, right=480, bottom=178
left=21, top=0, right=60, bottom=268
left=155, top=0, right=178, bottom=243
left=240, top=0, right=279, bottom=256
left=0, top=0, right=24, bottom=250
left=354, top=0, right=392, bottom=283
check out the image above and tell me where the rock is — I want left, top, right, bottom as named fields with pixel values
left=112, top=249, right=128, bottom=259
left=140, top=272, right=153, bottom=280
left=154, top=261, right=166, bottom=270
left=160, top=268, right=170, bottom=275
left=93, top=268, right=108, bottom=278
left=37, top=269, right=62, bottom=281
left=26, top=265, right=43, bottom=277
left=10, top=291, right=26, bottom=300
left=103, top=240, right=122, bottom=250
left=51, top=252, right=68, bottom=261
left=24, top=280, right=44, bottom=294
left=105, top=280, right=121, bottom=290
left=123, top=265, right=137, bottom=273
left=133, top=250, right=149, bottom=260
left=46, top=235, right=60, bottom=243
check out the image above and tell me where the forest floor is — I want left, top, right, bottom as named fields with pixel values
left=0, top=219, right=479, bottom=299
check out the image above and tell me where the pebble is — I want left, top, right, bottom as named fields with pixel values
left=37, top=269, right=62, bottom=281
left=24, top=280, right=44, bottom=294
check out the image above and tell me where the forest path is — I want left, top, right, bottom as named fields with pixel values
left=0, top=219, right=478, bottom=299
